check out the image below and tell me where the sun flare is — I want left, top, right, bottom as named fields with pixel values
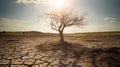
left=49, top=0, right=67, bottom=9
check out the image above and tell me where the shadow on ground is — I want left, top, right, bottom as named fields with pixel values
left=36, top=41, right=120, bottom=67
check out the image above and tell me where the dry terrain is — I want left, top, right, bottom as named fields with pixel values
left=0, top=33, right=120, bottom=67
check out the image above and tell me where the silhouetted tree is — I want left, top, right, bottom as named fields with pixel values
left=45, top=8, right=86, bottom=43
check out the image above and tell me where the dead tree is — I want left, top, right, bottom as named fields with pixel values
left=45, top=8, right=86, bottom=43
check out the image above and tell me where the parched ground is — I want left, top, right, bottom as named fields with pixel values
left=0, top=35, right=120, bottom=67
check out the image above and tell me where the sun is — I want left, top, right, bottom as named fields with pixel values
left=49, top=0, right=67, bottom=9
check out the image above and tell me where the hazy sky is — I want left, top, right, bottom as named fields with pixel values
left=0, top=0, right=120, bottom=33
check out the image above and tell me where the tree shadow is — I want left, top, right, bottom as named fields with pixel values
left=35, top=41, right=120, bottom=67
left=90, top=47, right=120, bottom=67
left=35, top=41, right=87, bottom=67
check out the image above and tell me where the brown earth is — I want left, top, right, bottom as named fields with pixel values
left=0, top=35, right=120, bottom=67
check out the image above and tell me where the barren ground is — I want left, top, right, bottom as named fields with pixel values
left=0, top=35, right=120, bottom=67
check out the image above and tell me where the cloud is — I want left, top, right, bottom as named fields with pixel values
left=104, top=17, right=119, bottom=23
left=16, top=0, right=39, bottom=4
left=15, top=0, right=74, bottom=6
left=0, top=18, right=31, bottom=31
left=104, top=17, right=117, bottom=21
left=15, top=0, right=48, bottom=6
left=0, top=17, right=119, bottom=33
left=0, top=17, right=53, bottom=32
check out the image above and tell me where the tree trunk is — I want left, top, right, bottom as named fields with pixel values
left=59, top=31, right=64, bottom=43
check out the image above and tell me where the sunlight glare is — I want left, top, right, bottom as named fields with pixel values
left=49, top=0, right=67, bottom=9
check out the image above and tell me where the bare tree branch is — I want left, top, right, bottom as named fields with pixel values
left=43, top=8, right=87, bottom=42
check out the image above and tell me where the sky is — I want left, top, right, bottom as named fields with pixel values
left=0, top=0, right=120, bottom=33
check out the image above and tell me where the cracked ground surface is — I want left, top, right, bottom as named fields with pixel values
left=0, top=35, right=120, bottom=67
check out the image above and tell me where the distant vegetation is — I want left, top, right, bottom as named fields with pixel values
left=0, top=31, right=43, bottom=36
left=66, top=31, right=120, bottom=37
left=0, top=31, right=120, bottom=36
